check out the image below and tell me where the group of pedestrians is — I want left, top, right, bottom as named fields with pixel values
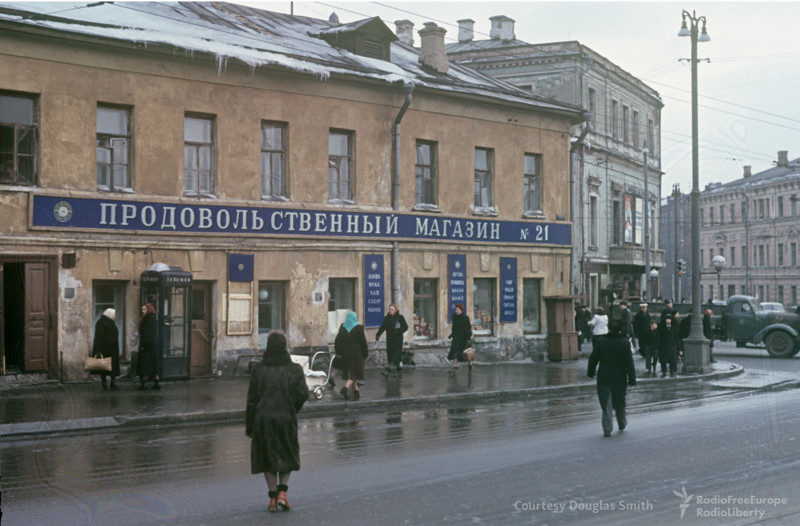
left=89, top=302, right=161, bottom=391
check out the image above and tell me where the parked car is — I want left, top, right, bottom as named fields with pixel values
left=711, top=296, right=800, bottom=358
left=760, top=302, right=786, bottom=312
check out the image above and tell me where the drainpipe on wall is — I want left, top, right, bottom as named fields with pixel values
left=391, top=83, right=414, bottom=304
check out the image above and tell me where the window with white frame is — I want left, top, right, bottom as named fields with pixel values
left=184, top=115, right=215, bottom=195
left=0, top=91, right=38, bottom=185
left=97, top=105, right=131, bottom=191
left=328, top=130, right=353, bottom=202
left=261, top=122, right=287, bottom=198
left=474, top=147, right=493, bottom=209
left=258, top=282, right=285, bottom=334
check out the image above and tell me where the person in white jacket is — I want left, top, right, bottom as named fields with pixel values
left=587, top=307, right=609, bottom=352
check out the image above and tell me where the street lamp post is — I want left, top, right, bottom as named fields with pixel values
left=643, top=142, right=650, bottom=301
left=678, top=9, right=711, bottom=373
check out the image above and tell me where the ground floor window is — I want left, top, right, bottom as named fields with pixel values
left=258, top=282, right=285, bottom=334
left=328, top=278, right=355, bottom=312
left=413, top=278, right=437, bottom=340
left=523, top=279, right=542, bottom=334
left=473, top=278, right=495, bottom=336
left=92, top=281, right=125, bottom=357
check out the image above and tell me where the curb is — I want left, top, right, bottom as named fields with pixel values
left=0, top=363, right=746, bottom=439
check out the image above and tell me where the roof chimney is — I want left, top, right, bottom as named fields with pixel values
left=489, top=15, right=515, bottom=41
left=743, top=165, right=752, bottom=178
left=394, top=19, right=414, bottom=46
left=457, top=18, right=474, bottom=42
left=777, top=150, right=789, bottom=167
left=418, top=22, right=448, bottom=74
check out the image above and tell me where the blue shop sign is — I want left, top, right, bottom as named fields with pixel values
left=33, top=195, right=571, bottom=246
left=448, top=254, right=467, bottom=321
left=363, top=255, right=384, bottom=328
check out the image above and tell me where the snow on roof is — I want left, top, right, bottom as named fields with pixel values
left=0, top=1, right=582, bottom=118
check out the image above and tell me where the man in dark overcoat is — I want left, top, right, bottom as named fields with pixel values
left=587, top=319, right=637, bottom=437
left=658, top=315, right=681, bottom=377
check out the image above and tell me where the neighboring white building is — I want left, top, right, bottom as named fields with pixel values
left=444, top=16, right=665, bottom=308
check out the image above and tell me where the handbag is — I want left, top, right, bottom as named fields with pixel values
left=461, top=347, right=476, bottom=362
left=84, top=354, right=112, bottom=372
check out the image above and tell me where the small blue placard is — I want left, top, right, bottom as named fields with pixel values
left=363, top=255, right=384, bottom=328
left=228, top=253, right=254, bottom=282
left=448, top=254, right=467, bottom=321
left=500, top=257, right=517, bottom=323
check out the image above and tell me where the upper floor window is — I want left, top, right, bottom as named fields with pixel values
left=328, top=130, right=353, bottom=202
left=474, top=147, right=493, bottom=209
left=622, top=105, right=630, bottom=143
left=647, top=118, right=654, bottom=156
left=184, top=115, right=215, bottom=195
left=587, top=88, right=596, bottom=126
left=0, top=91, right=38, bottom=186
left=96, top=105, right=131, bottom=191
left=632, top=110, right=639, bottom=148
left=611, top=100, right=619, bottom=138
left=415, top=140, right=437, bottom=206
left=261, top=121, right=287, bottom=198
left=523, top=153, right=542, bottom=214
left=719, top=205, right=724, bottom=224
left=730, top=203, right=736, bottom=223
left=778, top=195, right=784, bottom=217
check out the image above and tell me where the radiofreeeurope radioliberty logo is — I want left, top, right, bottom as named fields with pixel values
left=673, top=487, right=694, bottom=519
left=674, top=486, right=787, bottom=520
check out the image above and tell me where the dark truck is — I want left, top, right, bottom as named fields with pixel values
left=713, top=295, right=800, bottom=357
left=610, top=296, right=800, bottom=358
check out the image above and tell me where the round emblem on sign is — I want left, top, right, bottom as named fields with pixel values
left=455, top=261, right=462, bottom=269
left=237, top=263, right=245, bottom=271
left=54, top=201, right=73, bottom=222
left=370, top=261, right=378, bottom=271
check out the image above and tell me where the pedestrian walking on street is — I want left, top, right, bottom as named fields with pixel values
left=618, top=301, right=634, bottom=340
left=587, top=319, right=637, bottom=437
left=334, top=311, right=368, bottom=400
left=633, top=302, right=650, bottom=353
left=447, top=303, right=473, bottom=374
left=658, top=315, right=681, bottom=377
left=587, top=307, right=609, bottom=352
left=376, top=303, right=408, bottom=377
left=575, top=305, right=587, bottom=345
left=640, top=321, right=659, bottom=375
left=246, top=330, right=309, bottom=513
left=91, top=308, right=120, bottom=391
left=137, top=303, right=161, bottom=390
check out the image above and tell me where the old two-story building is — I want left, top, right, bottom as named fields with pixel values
left=444, top=16, right=665, bottom=308
left=0, top=2, right=583, bottom=381
left=700, top=152, right=800, bottom=306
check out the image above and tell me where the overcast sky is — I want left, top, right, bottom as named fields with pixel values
left=243, top=1, right=800, bottom=197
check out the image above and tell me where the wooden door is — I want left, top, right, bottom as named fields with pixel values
left=24, top=263, right=50, bottom=372
left=190, top=282, right=212, bottom=376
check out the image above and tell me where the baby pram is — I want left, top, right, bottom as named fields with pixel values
left=290, top=350, right=335, bottom=400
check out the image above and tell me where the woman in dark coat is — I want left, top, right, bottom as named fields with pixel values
left=246, top=330, right=309, bottom=513
left=334, top=311, right=368, bottom=400
left=91, top=308, right=120, bottom=391
left=658, top=315, right=681, bottom=378
left=447, top=303, right=473, bottom=374
left=587, top=319, right=636, bottom=437
left=137, top=303, right=160, bottom=390
left=376, top=303, right=408, bottom=377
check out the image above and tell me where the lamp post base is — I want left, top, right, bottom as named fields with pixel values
left=682, top=336, right=712, bottom=374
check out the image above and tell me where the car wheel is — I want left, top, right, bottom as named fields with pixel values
left=766, top=331, right=796, bottom=358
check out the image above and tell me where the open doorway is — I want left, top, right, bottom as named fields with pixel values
left=3, top=263, right=25, bottom=372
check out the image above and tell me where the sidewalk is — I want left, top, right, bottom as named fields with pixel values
left=0, top=349, right=744, bottom=439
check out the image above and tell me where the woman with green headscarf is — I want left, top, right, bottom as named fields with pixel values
left=334, top=311, right=368, bottom=400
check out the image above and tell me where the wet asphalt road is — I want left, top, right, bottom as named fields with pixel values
left=4, top=358, right=800, bottom=526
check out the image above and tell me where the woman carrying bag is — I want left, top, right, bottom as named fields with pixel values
left=91, top=308, right=120, bottom=391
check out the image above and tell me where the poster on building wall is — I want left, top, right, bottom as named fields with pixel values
left=448, top=254, right=467, bottom=321
left=363, top=255, right=384, bottom=328
left=634, top=197, right=643, bottom=245
left=624, top=195, right=633, bottom=243
left=500, top=257, right=517, bottom=323
left=648, top=201, right=654, bottom=248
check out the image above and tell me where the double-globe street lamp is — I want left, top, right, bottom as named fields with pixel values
left=678, top=9, right=712, bottom=373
